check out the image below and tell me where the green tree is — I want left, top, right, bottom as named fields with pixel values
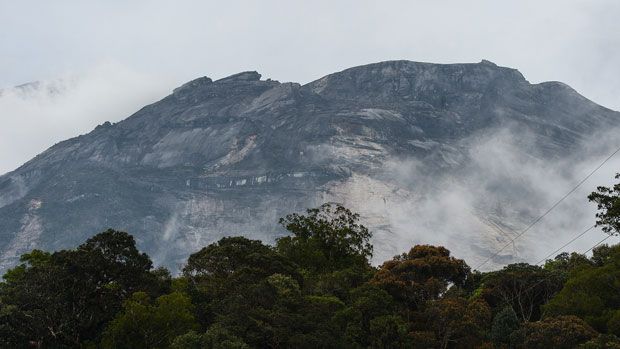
left=170, top=326, right=250, bottom=349
left=102, top=291, right=198, bottom=349
left=202, top=324, right=250, bottom=349
left=480, top=263, right=563, bottom=322
left=276, top=203, right=373, bottom=273
left=589, top=173, right=620, bottom=235
left=544, top=251, right=592, bottom=276
left=490, top=306, right=520, bottom=348
left=241, top=274, right=345, bottom=348
left=182, top=235, right=346, bottom=348
left=0, top=230, right=160, bottom=347
left=182, top=236, right=300, bottom=327
left=307, top=264, right=376, bottom=300
left=544, top=244, right=620, bottom=334
left=184, top=236, right=290, bottom=279
left=333, top=285, right=398, bottom=347
left=592, top=244, right=616, bottom=266
left=369, top=315, right=411, bottom=348
left=170, top=331, right=204, bottom=349
left=0, top=250, right=57, bottom=347
left=579, top=334, right=620, bottom=349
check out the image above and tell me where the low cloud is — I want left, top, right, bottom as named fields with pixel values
left=370, top=126, right=620, bottom=269
left=0, top=61, right=173, bottom=175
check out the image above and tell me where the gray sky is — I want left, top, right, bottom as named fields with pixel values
left=1, top=0, right=619, bottom=175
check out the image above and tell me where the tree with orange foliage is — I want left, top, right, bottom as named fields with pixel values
left=370, top=245, right=471, bottom=312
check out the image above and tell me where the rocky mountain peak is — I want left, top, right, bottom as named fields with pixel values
left=216, top=71, right=262, bottom=83
left=0, top=60, right=618, bottom=274
left=304, top=60, right=527, bottom=103
left=172, top=76, right=213, bottom=95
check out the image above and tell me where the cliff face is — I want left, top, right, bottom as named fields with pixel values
left=1, top=60, right=618, bottom=272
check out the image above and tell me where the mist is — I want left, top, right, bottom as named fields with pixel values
left=344, top=125, right=620, bottom=270
left=0, top=62, right=173, bottom=175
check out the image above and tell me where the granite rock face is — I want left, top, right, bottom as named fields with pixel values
left=1, top=60, right=618, bottom=272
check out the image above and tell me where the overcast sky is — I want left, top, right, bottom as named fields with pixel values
left=1, top=0, right=619, bottom=174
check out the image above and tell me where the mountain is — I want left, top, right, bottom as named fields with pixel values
left=1, top=60, right=618, bottom=273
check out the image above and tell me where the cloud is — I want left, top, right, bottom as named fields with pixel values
left=1, top=1, right=618, bottom=175
left=1, top=1, right=619, bottom=106
left=362, top=126, right=620, bottom=269
left=0, top=61, right=173, bottom=174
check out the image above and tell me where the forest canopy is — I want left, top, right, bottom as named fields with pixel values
left=2, top=173, right=620, bottom=348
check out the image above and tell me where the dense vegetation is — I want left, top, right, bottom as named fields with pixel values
left=2, top=175, right=620, bottom=348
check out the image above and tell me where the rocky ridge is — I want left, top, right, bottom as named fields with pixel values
left=1, top=60, right=618, bottom=272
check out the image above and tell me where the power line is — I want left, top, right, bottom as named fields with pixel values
left=493, top=231, right=617, bottom=317
left=582, top=234, right=614, bottom=255
left=534, top=225, right=595, bottom=265
left=474, top=144, right=620, bottom=270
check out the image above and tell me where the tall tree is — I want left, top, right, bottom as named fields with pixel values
left=414, top=297, right=491, bottom=349
left=0, top=230, right=160, bottom=347
left=589, top=173, right=620, bottom=235
left=513, top=316, right=597, bottom=349
left=370, top=245, right=470, bottom=311
left=490, top=306, right=520, bottom=348
left=544, top=244, right=620, bottom=334
left=276, top=203, right=373, bottom=273
left=102, top=291, right=198, bottom=349
left=480, top=263, right=563, bottom=322
left=332, top=285, right=399, bottom=347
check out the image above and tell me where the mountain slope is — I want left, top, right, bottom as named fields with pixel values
left=1, top=60, right=618, bottom=272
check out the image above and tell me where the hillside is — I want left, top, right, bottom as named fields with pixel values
left=1, top=60, right=618, bottom=273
